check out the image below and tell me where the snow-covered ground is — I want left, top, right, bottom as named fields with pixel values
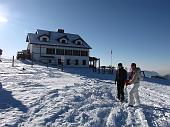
left=0, top=59, right=170, bottom=127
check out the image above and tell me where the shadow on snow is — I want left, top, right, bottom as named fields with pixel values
left=142, top=104, right=170, bottom=127
left=144, top=77, right=170, bottom=86
left=0, top=82, right=28, bottom=113
left=64, top=67, right=115, bottom=81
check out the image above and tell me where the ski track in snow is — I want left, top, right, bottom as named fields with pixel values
left=0, top=59, right=170, bottom=127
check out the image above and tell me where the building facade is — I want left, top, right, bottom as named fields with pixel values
left=26, top=29, right=92, bottom=67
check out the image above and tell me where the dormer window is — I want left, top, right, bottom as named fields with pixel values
left=59, top=38, right=68, bottom=44
left=42, top=38, right=48, bottom=42
left=61, top=39, right=66, bottom=43
left=75, top=40, right=83, bottom=45
left=77, top=41, right=82, bottom=45
left=39, top=35, right=50, bottom=42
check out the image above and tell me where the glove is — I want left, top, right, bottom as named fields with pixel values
left=125, top=80, right=130, bottom=86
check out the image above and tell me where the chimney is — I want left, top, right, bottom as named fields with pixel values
left=58, top=29, right=64, bottom=33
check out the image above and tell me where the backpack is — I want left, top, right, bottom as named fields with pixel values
left=136, top=67, right=143, bottom=81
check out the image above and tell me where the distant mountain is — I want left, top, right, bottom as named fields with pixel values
left=143, top=70, right=160, bottom=78
left=163, top=74, right=170, bottom=80
left=143, top=70, right=170, bottom=80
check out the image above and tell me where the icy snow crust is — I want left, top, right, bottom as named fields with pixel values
left=0, top=59, right=170, bottom=127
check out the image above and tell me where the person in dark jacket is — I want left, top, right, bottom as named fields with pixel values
left=115, top=63, right=127, bottom=102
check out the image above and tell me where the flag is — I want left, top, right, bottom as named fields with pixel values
left=111, top=50, right=112, bottom=55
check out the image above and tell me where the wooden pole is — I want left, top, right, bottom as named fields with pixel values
left=95, top=61, right=97, bottom=72
left=40, top=45, right=42, bottom=57
left=61, top=56, right=64, bottom=72
left=104, top=66, right=106, bottom=74
left=0, top=49, right=2, bottom=62
left=111, top=50, right=112, bottom=67
left=12, top=56, right=14, bottom=67
left=31, top=53, right=33, bottom=67
left=98, top=58, right=100, bottom=74
left=62, top=62, right=63, bottom=72
left=93, top=59, right=94, bottom=72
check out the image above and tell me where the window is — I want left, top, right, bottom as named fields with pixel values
left=56, top=49, right=65, bottom=55
left=75, top=40, right=82, bottom=45
left=40, top=35, right=49, bottom=42
left=81, top=51, right=88, bottom=56
left=58, top=59, right=62, bottom=65
left=46, top=48, right=55, bottom=54
left=42, top=38, right=48, bottom=42
left=73, top=50, right=80, bottom=56
left=49, top=59, right=52, bottom=63
left=61, top=39, right=66, bottom=43
left=67, top=59, right=71, bottom=65
left=82, top=60, right=86, bottom=65
left=65, top=50, right=72, bottom=55
left=77, top=41, right=82, bottom=45
left=75, top=59, right=79, bottom=65
left=60, top=38, right=68, bottom=43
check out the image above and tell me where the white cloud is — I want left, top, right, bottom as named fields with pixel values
left=0, top=16, right=8, bottom=23
left=0, top=3, right=9, bottom=23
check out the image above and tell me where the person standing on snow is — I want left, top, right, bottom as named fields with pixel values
left=115, top=63, right=127, bottom=102
left=127, top=63, right=141, bottom=107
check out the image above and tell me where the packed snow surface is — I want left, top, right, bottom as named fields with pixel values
left=0, top=59, right=170, bottom=127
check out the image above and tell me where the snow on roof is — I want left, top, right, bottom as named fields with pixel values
left=26, top=29, right=92, bottom=49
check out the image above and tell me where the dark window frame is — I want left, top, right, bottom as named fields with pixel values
left=65, top=50, right=72, bottom=56
left=42, top=37, right=48, bottom=42
left=49, top=59, right=52, bottom=63
left=58, top=59, right=62, bottom=65
left=56, top=49, right=65, bottom=55
left=77, top=41, right=82, bottom=45
left=82, top=60, right=86, bottom=65
left=67, top=59, right=71, bottom=65
left=75, top=59, right=79, bottom=65
left=73, top=50, right=80, bottom=56
left=61, top=39, right=67, bottom=43
left=46, top=48, right=55, bottom=55
left=81, top=51, right=88, bottom=56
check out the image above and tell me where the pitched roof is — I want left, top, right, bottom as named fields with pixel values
left=26, top=29, right=92, bottom=49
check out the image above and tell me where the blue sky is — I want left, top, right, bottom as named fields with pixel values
left=0, top=0, right=170, bottom=75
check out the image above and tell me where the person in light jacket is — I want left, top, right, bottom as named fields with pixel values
left=128, top=63, right=141, bottom=107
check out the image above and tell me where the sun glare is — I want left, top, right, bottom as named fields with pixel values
left=0, top=16, right=8, bottom=23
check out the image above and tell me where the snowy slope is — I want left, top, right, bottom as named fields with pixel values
left=0, top=59, right=170, bottom=127
left=164, top=74, right=170, bottom=80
